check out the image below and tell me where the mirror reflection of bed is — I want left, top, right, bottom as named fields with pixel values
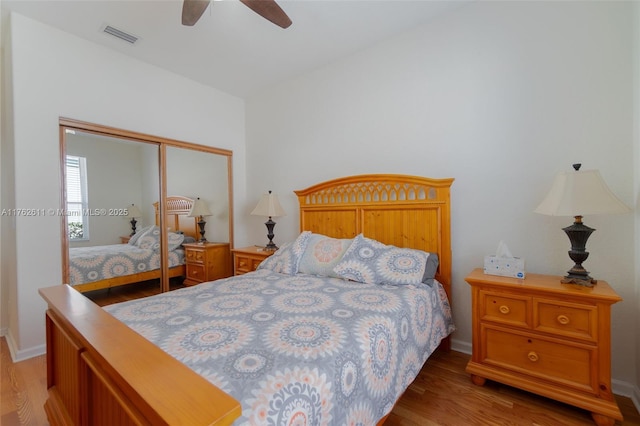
left=69, top=196, right=199, bottom=302
left=60, top=119, right=234, bottom=299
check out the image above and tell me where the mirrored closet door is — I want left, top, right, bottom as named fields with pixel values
left=60, top=118, right=233, bottom=294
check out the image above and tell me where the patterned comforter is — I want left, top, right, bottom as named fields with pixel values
left=105, top=268, right=455, bottom=425
left=68, top=244, right=185, bottom=285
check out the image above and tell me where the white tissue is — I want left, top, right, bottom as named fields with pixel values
left=496, top=240, right=513, bottom=258
left=484, top=240, right=525, bottom=278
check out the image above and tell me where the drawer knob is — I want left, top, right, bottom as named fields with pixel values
left=557, top=314, right=570, bottom=325
left=239, top=261, right=246, bottom=267
left=527, top=351, right=539, bottom=362
left=499, top=305, right=510, bottom=314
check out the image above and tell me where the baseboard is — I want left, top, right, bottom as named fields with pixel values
left=4, top=330, right=46, bottom=362
left=612, top=378, right=640, bottom=414
left=451, top=337, right=471, bottom=355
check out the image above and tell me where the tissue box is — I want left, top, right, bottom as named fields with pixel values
left=484, top=255, right=526, bottom=279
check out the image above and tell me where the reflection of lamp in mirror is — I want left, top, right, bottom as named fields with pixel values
left=534, top=164, right=631, bottom=286
left=251, top=190, right=286, bottom=251
left=126, top=204, right=142, bottom=236
left=188, top=198, right=212, bottom=243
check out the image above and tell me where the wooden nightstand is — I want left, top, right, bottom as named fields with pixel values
left=465, top=268, right=623, bottom=426
left=182, top=242, right=232, bottom=286
left=120, top=235, right=131, bottom=244
left=231, top=246, right=274, bottom=275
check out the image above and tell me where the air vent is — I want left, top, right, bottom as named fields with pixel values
left=102, top=25, right=139, bottom=44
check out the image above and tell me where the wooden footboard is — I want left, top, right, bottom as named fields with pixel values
left=40, top=284, right=241, bottom=426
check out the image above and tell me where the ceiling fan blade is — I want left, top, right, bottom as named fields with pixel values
left=239, top=0, right=292, bottom=29
left=182, top=0, right=211, bottom=26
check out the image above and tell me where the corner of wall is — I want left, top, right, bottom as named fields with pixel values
left=0, top=10, right=18, bottom=342
left=3, top=329, right=45, bottom=362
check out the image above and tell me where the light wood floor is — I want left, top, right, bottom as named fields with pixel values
left=2, top=281, right=639, bottom=426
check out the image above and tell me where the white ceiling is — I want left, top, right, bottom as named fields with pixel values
left=2, top=0, right=469, bottom=98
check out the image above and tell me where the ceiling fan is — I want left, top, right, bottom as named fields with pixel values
left=182, top=0, right=292, bottom=28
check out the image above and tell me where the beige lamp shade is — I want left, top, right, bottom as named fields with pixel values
left=534, top=165, right=630, bottom=287
left=251, top=191, right=286, bottom=218
left=127, top=204, right=142, bottom=218
left=534, top=168, right=630, bottom=217
left=188, top=198, right=212, bottom=217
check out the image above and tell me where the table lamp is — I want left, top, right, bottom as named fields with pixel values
left=126, top=204, right=142, bottom=236
left=188, top=197, right=212, bottom=243
left=251, top=190, right=286, bottom=250
left=534, top=164, right=630, bottom=286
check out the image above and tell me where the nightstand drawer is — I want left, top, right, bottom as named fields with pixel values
left=534, top=299, right=597, bottom=342
left=480, top=291, right=530, bottom=328
left=185, top=249, right=205, bottom=264
left=234, top=256, right=263, bottom=274
left=483, top=326, right=595, bottom=393
left=232, top=247, right=273, bottom=276
left=186, top=264, right=205, bottom=281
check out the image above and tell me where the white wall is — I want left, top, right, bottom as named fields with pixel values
left=67, top=135, right=145, bottom=246
left=2, top=12, right=246, bottom=359
left=245, top=1, right=638, bottom=394
left=140, top=143, right=160, bottom=231
left=166, top=147, right=230, bottom=242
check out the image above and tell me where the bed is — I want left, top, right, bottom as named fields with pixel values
left=66, top=196, right=199, bottom=293
left=40, top=174, right=455, bottom=425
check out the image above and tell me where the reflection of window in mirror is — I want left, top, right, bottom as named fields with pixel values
left=66, top=155, right=89, bottom=241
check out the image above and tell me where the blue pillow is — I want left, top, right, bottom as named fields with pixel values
left=422, top=252, right=439, bottom=285
left=182, top=236, right=197, bottom=245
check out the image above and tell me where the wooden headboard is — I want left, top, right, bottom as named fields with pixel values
left=153, top=196, right=198, bottom=239
left=295, top=174, right=454, bottom=300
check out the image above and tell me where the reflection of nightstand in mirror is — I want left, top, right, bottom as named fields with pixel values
left=183, top=242, right=232, bottom=286
left=119, top=236, right=131, bottom=244
left=232, top=246, right=274, bottom=275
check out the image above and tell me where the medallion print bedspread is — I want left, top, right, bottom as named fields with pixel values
left=68, top=244, right=185, bottom=285
left=104, top=269, right=455, bottom=425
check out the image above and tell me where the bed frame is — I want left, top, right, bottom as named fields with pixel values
left=40, top=174, right=453, bottom=425
left=69, top=196, right=199, bottom=293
